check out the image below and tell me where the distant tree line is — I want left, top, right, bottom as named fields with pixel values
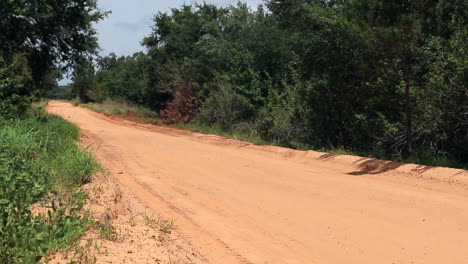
left=70, top=0, right=466, bottom=166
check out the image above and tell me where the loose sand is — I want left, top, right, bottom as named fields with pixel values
left=48, top=101, right=468, bottom=264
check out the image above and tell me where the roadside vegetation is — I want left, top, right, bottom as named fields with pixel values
left=77, top=99, right=271, bottom=145
left=79, top=100, right=160, bottom=124
left=0, top=1, right=107, bottom=262
left=0, top=103, right=99, bottom=263
left=64, top=0, right=467, bottom=169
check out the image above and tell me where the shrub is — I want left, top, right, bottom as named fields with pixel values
left=0, top=67, right=33, bottom=119
left=161, top=80, right=200, bottom=124
left=256, top=86, right=302, bottom=148
left=197, top=82, right=253, bottom=130
left=0, top=113, right=99, bottom=262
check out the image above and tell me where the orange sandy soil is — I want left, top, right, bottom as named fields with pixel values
left=47, top=101, right=468, bottom=264
left=46, top=132, right=204, bottom=264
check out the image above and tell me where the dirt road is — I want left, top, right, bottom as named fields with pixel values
left=48, top=101, right=468, bottom=264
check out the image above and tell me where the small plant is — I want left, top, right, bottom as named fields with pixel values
left=143, top=213, right=160, bottom=229
left=128, top=213, right=138, bottom=227
left=113, top=188, right=123, bottom=203
left=91, top=184, right=103, bottom=195
left=157, top=233, right=167, bottom=243
left=99, top=214, right=118, bottom=241
left=67, top=240, right=97, bottom=264
left=94, top=241, right=108, bottom=255
left=110, top=108, right=122, bottom=115
left=159, top=218, right=175, bottom=234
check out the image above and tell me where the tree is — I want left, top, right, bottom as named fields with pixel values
left=68, top=0, right=466, bottom=167
left=342, top=0, right=467, bottom=157
left=0, top=0, right=107, bottom=94
left=71, top=59, right=95, bottom=102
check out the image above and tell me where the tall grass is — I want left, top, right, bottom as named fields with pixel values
left=176, top=122, right=271, bottom=146
left=80, top=100, right=160, bottom=123
left=0, top=110, right=99, bottom=263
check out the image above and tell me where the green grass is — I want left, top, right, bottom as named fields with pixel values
left=0, top=105, right=99, bottom=263
left=176, top=123, right=270, bottom=146
left=77, top=101, right=270, bottom=146
left=404, top=149, right=466, bottom=169
left=79, top=100, right=161, bottom=124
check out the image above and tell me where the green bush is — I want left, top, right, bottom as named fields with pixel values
left=197, top=83, right=254, bottom=130
left=0, top=67, right=33, bottom=119
left=0, top=113, right=99, bottom=263
left=256, top=87, right=302, bottom=148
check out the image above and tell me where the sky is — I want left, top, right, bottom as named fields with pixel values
left=60, top=0, right=262, bottom=84
left=95, top=0, right=264, bottom=57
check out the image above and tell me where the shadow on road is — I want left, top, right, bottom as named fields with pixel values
left=317, top=153, right=438, bottom=176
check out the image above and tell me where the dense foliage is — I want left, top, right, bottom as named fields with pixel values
left=45, top=85, right=74, bottom=100
left=0, top=110, right=99, bottom=263
left=0, top=1, right=106, bottom=261
left=0, top=0, right=106, bottom=118
left=72, top=1, right=467, bottom=166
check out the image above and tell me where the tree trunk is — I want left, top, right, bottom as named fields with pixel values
left=404, top=68, right=412, bottom=157
left=403, top=25, right=413, bottom=157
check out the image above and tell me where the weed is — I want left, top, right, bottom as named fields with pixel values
left=143, top=213, right=159, bottom=229
left=99, top=214, right=119, bottom=241
left=66, top=240, right=97, bottom=264
left=113, top=188, right=123, bottom=203
left=128, top=214, right=138, bottom=227
left=159, top=218, right=175, bottom=234
left=176, top=123, right=269, bottom=146
left=94, top=241, right=107, bottom=255
left=110, top=108, right=122, bottom=115
left=70, top=100, right=80, bottom=107
left=0, top=112, right=99, bottom=263
left=91, top=184, right=103, bottom=195
left=157, top=233, right=167, bottom=243
left=142, top=213, right=175, bottom=233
